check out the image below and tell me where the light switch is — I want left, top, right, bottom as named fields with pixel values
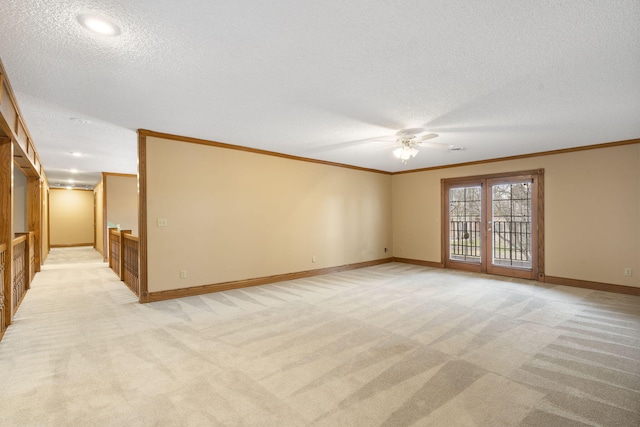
left=157, top=218, right=168, bottom=227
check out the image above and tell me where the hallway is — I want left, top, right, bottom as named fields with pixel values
left=0, top=247, right=142, bottom=423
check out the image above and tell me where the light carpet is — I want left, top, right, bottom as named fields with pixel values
left=0, top=247, right=639, bottom=426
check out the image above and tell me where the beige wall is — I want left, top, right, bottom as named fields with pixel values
left=146, top=136, right=392, bottom=292
left=49, top=188, right=94, bottom=246
left=105, top=174, right=138, bottom=235
left=392, top=143, right=640, bottom=288
left=13, top=166, right=27, bottom=234
left=94, top=179, right=104, bottom=256
left=42, top=181, right=49, bottom=260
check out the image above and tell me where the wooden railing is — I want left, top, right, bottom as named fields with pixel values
left=12, top=232, right=34, bottom=314
left=122, top=234, right=139, bottom=296
left=108, top=228, right=139, bottom=297
left=0, top=243, right=6, bottom=336
left=108, top=228, right=121, bottom=278
left=27, top=232, right=35, bottom=282
left=0, top=232, right=35, bottom=339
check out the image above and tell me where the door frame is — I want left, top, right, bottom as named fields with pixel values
left=441, top=169, right=545, bottom=281
left=442, top=176, right=486, bottom=274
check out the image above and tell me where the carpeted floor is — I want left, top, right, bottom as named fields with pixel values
left=0, top=247, right=639, bottom=426
left=42, top=245, right=106, bottom=264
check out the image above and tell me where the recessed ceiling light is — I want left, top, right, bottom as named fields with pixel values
left=71, top=152, right=82, bottom=157
left=68, top=179, right=75, bottom=183
left=449, top=146, right=465, bottom=151
left=70, top=168, right=78, bottom=174
left=66, top=186, right=73, bottom=190
left=77, top=14, right=121, bottom=36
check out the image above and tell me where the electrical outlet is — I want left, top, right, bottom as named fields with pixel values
left=312, top=256, right=316, bottom=263
left=180, top=270, right=187, bottom=279
left=624, top=268, right=632, bottom=277
left=157, top=218, right=168, bottom=227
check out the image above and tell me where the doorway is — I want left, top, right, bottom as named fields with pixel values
left=443, top=169, right=544, bottom=280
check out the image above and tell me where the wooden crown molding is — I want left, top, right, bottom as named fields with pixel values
left=0, top=58, right=43, bottom=178
left=137, top=129, right=392, bottom=175
left=49, top=187, right=93, bottom=192
left=393, top=138, right=640, bottom=175
left=138, top=129, right=638, bottom=178
left=102, top=172, right=137, bottom=178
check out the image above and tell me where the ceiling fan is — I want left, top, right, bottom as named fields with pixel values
left=374, top=128, right=445, bottom=164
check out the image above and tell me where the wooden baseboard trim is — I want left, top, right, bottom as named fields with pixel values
left=544, top=276, right=640, bottom=296
left=147, top=258, right=394, bottom=302
left=145, top=258, right=638, bottom=302
left=393, top=257, right=444, bottom=269
left=392, top=259, right=639, bottom=296
left=50, top=243, right=94, bottom=248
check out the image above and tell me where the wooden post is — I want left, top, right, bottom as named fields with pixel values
left=0, top=137, right=13, bottom=329
left=138, top=131, right=148, bottom=303
left=14, top=232, right=31, bottom=289
left=120, top=230, right=131, bottom=280
left=27, top=177, right=42, bottom=272
left=108, top=227, right=117, bottom=273
left=101, top=172, right=108, bottom=262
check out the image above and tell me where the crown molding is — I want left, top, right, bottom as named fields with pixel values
left=138, top=129, right=392, bottom=175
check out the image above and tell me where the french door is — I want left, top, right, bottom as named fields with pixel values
left=443, top=170, right=544, bottom=280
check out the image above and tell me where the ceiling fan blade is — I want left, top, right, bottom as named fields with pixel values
left=419, top=141, right=450, bottom=149
left=396, top=127, right=425, bottom=136
left=308, top=134, right=394, bottom=153
left=418, top=133, right=439, bottom=141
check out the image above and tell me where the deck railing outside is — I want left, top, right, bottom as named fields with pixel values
left=450, top=220, right=532, bottom=267
left=491, top=221, right=532, bottom=268
left=450, top=220, right=481, bottom=262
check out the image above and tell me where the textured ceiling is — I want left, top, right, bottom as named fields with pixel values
left=1, top=0, right=639, bottom=187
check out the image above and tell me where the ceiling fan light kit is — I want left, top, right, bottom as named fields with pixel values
left=388, top=129, right=440, bottom=164
left=393, top=145, right=419, bottom=163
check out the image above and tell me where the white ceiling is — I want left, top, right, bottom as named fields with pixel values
left=1, top=0, right=639, bottom=187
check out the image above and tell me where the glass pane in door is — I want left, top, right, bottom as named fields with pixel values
left=449, top=186, right=482, bottom=263
left=491, top=182, right=532, bottom=268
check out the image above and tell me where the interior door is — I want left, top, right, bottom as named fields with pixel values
left=443, top=170, right=543, bottom=280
